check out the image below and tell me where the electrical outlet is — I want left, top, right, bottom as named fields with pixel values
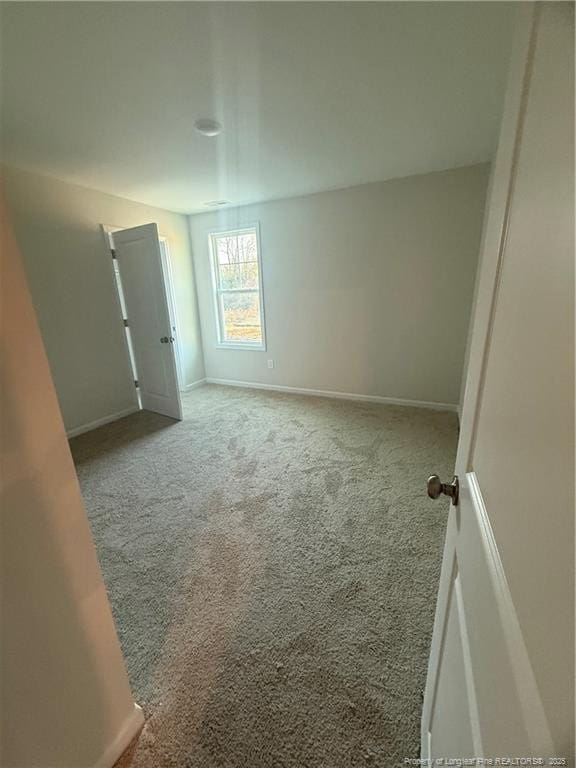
left=267, top=359, right=274, bottom=369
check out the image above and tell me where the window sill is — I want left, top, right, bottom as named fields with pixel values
left=215, top=343, right=266, bottom=352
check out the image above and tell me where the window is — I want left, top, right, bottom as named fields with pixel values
left=209, top=226, right=265, bottom=349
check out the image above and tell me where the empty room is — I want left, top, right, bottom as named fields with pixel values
left=1, top=2, right=574, bottom=767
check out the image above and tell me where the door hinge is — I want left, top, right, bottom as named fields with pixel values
left=134, top=379, right=139, bottom=388
left=123, top=319, right=129, bottom=327
left=110, top=248, right=116, bottom=259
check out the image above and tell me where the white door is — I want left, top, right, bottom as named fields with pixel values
left=422, top=3, right=573, bottom=761
left=113, top=224, right=183, bottom=420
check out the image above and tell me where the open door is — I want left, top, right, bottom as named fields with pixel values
left=422, top=3, right=573, bottom=759
left=112, top=224, right=183, bottom=421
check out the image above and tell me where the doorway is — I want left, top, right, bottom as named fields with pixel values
left=102, top=223, right=183, bottom=421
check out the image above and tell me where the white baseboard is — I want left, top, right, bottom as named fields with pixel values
left=204, top=378, right=458, bottom=412
left=67, top=406, right=140, bottom=439
left=180, top=378, right=206, bottom=392
left=93, top=703, right=144, bottom=768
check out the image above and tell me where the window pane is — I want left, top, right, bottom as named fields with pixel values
left=214, top=232, right=260, bottom=290
left=218, top=260, right=259, bottom=289
left=215, top=232, right=258, bottom=265
left=221, top=291, right=262, bottom=343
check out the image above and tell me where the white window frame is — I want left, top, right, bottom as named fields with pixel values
left=208, top=224, right=266, bottom=351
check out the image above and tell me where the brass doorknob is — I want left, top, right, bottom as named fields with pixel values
left=427, top=475, right=459, bottom=506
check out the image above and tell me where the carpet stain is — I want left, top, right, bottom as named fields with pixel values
left=70, top=384, right=457, bottom=768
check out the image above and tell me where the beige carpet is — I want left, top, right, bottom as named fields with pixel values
left=70, top=384, right=457, bottom=768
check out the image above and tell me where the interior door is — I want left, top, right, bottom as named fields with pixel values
left=422, top=3, right=574, bottom=761
left=113, top=224, right=183, bottom=420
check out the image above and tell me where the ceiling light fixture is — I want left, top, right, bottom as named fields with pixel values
left=194, top=118, right=222, bottom=137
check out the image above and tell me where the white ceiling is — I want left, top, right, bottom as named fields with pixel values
left=0, top=2, right=517, bottom=214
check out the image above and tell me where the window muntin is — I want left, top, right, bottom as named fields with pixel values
left=209, top=227, right=265, bottom=348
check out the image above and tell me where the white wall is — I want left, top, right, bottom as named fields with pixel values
left=1, top=189, right=142, bottom=767
left=190, top=164, right=489, bottom=406
left=2, top=165, right=205, bottom=435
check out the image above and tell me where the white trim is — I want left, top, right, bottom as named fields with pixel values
left=92, top=703, right=144, bottom=768
left=467, top=472, right=554, bottom=753
left=66, top=406, right=140, bottom=439
left=181, top=378, right=206, bottom=392
left=159, top=237, right=185, bottom=390
left=215, top=341, right=265, bottom=351
left=205, top=378, right=457, bottom=412
left=100, top=225, right=141, bottom=412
